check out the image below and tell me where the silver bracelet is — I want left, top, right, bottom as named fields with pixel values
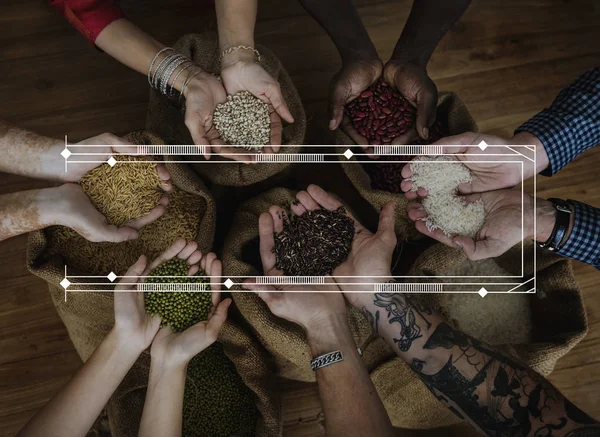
left=311, top=350, right=344, bottom=371
left=168, top=62, right=193, bottom=99
left=152, top=53, right=180, bottom=90
left=179, top=69, right=203, bottom=101
left=148, top=47, right=173, bottom=86
left=161, top=56, right=188, bottom=96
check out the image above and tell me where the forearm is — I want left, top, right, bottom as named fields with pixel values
left=18, top=329, right=143, bottom=437
left=138, top=360, right=187, bottom=437
left=95, top=19, right=165, bottom=77
left=0, top=188, right=63, bottom=242
left=515, top=67, right=600, bottom=175
left=305, top=314, right=394, bottom=437
left=216, top=0, right=256, bottom=51
left=359, top=291, right=599, bottom=436
left=298, top=0, right=379, bottom=63
left=0, top=120, right=64, bottom=180
left=391, top=0, right=472, bottom=66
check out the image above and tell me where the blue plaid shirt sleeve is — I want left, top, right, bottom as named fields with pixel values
left=515, top=67, right=600, bottom=176
left=558, top=201, right=600, bottom=270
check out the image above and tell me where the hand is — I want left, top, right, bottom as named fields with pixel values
left=60, top=133, right=172, bottom=191
left=241, top=202, right=346, bottom=331
left=113, top=255, right=162, bottom=352
left=182, top=72, right=229, bottom=160
left=331, top=59, right=383, bottom=149
left=53, top=183, right=169, bottom=242
left=282, top=185, right=398, bottom=309
left=145, top=239, right=231, bottom=368
left=407, top=190, right=553, bottom=261
left=383, top=60, right=437, bottom=142
left=400, top=132, right=548, bottom=197
left=220, top=56, right=294, bottom=154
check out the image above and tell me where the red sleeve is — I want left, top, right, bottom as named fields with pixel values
left=49, top=0, right=124, bottom=44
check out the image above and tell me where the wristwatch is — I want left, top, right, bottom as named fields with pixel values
left=537, top=198, right=573, bottom=252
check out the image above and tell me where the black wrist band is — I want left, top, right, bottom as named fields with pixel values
left=537, top=198, right=572, bottom=252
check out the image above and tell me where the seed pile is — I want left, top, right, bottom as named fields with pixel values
left=213, top=91, right=270, bottom=150
left=146, top=259, right=257, bottom=437
left=274, top=207, right=355, bottom=276
left=408, top=156, right=485, bottom=238
left=361, top=122, right=446, bottom=193
left=79, top=155, right=163, bottom=226
left=145, top=258, right=211, bottom=332
left=46, top=187, right=205, bottom=276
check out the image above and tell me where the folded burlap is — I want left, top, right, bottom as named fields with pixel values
left=146, top=33, right=306, bottom=187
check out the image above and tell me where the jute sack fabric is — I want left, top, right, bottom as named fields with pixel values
left=26, top=131, right=282, bottom=437
left=146, top=33, right=306, bottom=187
left=335, top=92, right=478, bottom=240
left=367, top=242, right=587, bottom=429
left=221, top=187, right=375, bottom=382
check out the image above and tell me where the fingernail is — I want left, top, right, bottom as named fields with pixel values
left=329, top=120, right=336, bottom=130
left=422, top=127, right=429, bottom=139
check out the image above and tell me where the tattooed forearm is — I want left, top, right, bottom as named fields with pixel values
left=362, top=306, right=380, bottom=334
left=412, top=322, right=599, bottom=437
left=364, top=289, right=598, bottom=437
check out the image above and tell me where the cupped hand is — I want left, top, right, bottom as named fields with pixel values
left=383, top=60, right=437, bottom=142
left=183, top=72, right=228, bottom=159
left=220, top=59, right=294, bottom=154
left=113, top=255, right=162, bottom=351
left=241, top=203, right=346, bottom=331
left=146, top=239, right=231, bottom=368
left=62, top=133, right=172, bottom=193
left=282, top=185, right=398, bottom=309
left=407, top=189, right=539, bottom=261
left=331, top=59, right=383, bottom=149
left=400, top=132, right=544, bottom=199
left=56, top=183, right=169, bottom=243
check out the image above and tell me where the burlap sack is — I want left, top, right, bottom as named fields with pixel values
left=146, top=33, right=306, bottom=187
left=26, top=131, right=282, bottom=437
left=368, top=242, right=587, bottom=429
left=221, top=187, right=375, bottom=382
left=335, top=92, right=478, bottom=240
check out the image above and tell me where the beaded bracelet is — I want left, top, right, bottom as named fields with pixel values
left=219, top=45, right=261, bottom=63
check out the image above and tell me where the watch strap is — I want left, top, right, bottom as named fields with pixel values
left=538, top=198, right=572, bottom=251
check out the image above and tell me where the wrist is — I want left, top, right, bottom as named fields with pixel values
left=533, top=198, right=558, bottom=243
left=36, top=186, right=68, bottom=227
left=106, top=328, right=146, bottom=361
left=305, top=313, right=354, bottom=357
left=220, top=47, right=256, bottom=69
left=511, top=131, right=550, bottom=175
left=150, top=350, right=189, bottom=374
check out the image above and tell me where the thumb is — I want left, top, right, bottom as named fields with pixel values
left=329, top=82, right=349, bottom=131
left=376, top=202, right=396, bottom=240
left=415, top=88, right=437, bottom=140
left=205, top=298, right=232, bottom=340
left=96, top=224, right=139, bottom=243
left=115, top=255, right=147, bottom=291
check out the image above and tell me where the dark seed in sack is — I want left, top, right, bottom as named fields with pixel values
left=274, top=207, right=355, bottom=276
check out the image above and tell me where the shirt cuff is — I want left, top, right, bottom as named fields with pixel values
left=49, top=0, right=124, bottom=44
left=557, top=200, right=600, bottom=269
left=515, top=109, right=575, bottom=176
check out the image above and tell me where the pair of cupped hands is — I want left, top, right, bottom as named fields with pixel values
left=112, top=184, right=397, bottom=362
left=183, top=53, right=294, bottom=161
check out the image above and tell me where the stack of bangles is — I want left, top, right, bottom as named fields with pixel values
left=147, top=47, right=202, bottom=101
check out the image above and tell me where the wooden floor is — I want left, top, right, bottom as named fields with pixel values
left=1, top=0, right=599, bottom=436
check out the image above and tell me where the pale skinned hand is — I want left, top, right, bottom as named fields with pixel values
left=221, top=58, right=294, bottom=158
left=407, top=189, right=549, bottom=261
left=61, top=133, right=172, bottom=191
left=282, top=185, right=398, bottom=309
left=241, top=203, right=346, bottom=331
left=383, top=60, right=438, bottom=143
left=145, top=239, right=231, bottom=368
left=54, top=183, right=169, bottom=243
left=400, top=132, right=547, bottom=199
left=113, top=255, right=162, bottom=351
left=331, top=59, right=383, bottom=154
left=182, top=73, right=228, bottom=160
